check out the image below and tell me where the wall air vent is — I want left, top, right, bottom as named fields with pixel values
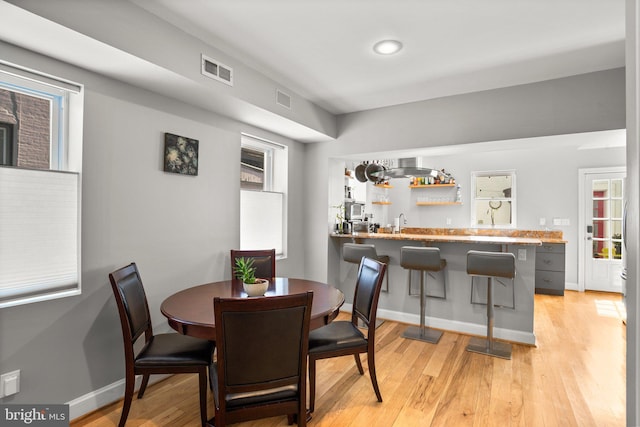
left=201, top=54, right=233, bottom=86
left=276, top=89, right=291, bottom=109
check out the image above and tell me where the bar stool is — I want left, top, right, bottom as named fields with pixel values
left=343, top=243, right=390, bottom=293
left=466, top=250, right=516, bottom=359
left=400, top=246, right=446, bottom=344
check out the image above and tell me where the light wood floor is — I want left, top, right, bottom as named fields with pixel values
left=72, top=291, right=626, bottom=427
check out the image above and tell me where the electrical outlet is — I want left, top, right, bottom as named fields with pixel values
left=518, top=249, right=527, bottom=261
left=446, top=217, right=452, bottom=225
left=539, top=217, right=546, bottom=226
left=0, top=370, right=20, bottom=398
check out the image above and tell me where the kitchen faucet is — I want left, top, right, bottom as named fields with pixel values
left=399, top=213, right=407, bottom=233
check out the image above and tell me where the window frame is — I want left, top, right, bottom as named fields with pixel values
left=0, top=122, right=15, bottom=165
left=239, top=133, right=287, bottom=259
left=0, top=62, right=83, bottom=308
left=470, top=170, right=517, bottom=229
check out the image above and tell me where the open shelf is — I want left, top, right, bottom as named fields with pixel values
left=416, top=201, right=462, bottom=206
left=410, top=183, right=456, bottom=188
left=374, top=183, right=393, bottom=188
left=372, top=201, right=392, bottom=205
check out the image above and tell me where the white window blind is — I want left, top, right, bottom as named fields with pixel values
left=240, top=190, right=283, bottom=256
left=0, top=167, right=80, bottom=308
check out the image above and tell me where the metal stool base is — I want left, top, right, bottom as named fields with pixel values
left=466, top=337, right=511, bottom=359
left=402, top=325, right=442, bottom=344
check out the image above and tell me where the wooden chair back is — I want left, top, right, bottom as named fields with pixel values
left=230, top=249, right=276, bottom=280
left=212, top=292, right=313, bottom=426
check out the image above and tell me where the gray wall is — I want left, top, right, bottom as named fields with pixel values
left=361, top=139, right=625, bottom=287
left=0, top=12, right=631, bottom=422
left=305, top=68, right=626, bottom=284
left=0, top=42, right=307, bottom=405
left=4, top=0, right=337, bottom=141
left=625, top=0, right=639, bottom=424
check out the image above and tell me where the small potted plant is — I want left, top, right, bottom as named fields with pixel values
left=234, top=257, right=269, bottom=297
left=333, top=203, right=345, bottom=234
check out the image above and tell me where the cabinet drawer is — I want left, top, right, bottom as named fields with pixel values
left=536, top=252, right=565, bottom=271
left=535, top=270, right=565, bottom=295
left=537, top=243, right=565, bottom=254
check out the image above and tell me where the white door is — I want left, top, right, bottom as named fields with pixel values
left=583, top=171, right=625, bottom=292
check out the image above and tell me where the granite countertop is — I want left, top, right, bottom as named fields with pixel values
left=331, top=227, right=566, bottom=245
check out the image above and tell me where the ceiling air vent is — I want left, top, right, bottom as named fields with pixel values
left=276, top=89, right=291, bottom=109
left=201, top=54, right=233, bottom=86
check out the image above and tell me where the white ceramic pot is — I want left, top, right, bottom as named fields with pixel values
left=243, top=279, right=269, bottom=297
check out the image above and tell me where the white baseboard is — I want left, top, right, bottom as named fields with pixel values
left=565, top=281, right=579, bottom=291
left=66, top=374, right=170, bottom=421
left=340, top=303, right=536, bottom=346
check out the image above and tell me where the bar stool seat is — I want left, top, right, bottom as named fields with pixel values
left=466, top=250, right=516, bottom=359
left=343, top=243, right=390, bottom=293
left=400, top=246, right=446, bottom=344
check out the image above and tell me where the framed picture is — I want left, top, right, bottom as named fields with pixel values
left=164, top=132, right=199, bottom=176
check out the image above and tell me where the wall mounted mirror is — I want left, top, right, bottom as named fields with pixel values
left=471, top=170, right=516, bottom=228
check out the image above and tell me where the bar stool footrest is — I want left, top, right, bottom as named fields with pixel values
left=402, top=325, right=442, bottom=344
left=466, top=337, right=511, bottom=359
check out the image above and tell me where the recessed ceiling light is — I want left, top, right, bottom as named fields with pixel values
left=373, top=40, right=403, bottom=55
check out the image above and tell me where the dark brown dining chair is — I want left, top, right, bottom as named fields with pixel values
left=230, top=249, right=276, bottom=280
left=109, top=263, right=214, bottom=427
left=211, top=292, right=313, bottom=427
left=307, top=256, right=387, bottom=413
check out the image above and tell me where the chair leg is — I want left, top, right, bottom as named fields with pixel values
left=354, top=354, right=364, bottom=375
left=367, top=351, right=383, bottom=402
left=298, top=395, right=307, bottom=427
left=198, top=369, right=208, bottom=427
left=137, top=374, right=150, bottom=399
left=119, top=372, right=135, bottom=427
left=309, top=357, right=317, bottom=413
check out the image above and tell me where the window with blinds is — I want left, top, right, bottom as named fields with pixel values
left=240, top=134, right=287, bottom=258
left=0, top=62, right=83, bottom=308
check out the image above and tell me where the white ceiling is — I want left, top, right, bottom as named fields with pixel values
left=132, top=0, right=626, bottom=115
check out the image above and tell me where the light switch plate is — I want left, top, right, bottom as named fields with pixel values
left=518, top=249, right=527, bottom=261
left=0, top=370, right=20, bottom=398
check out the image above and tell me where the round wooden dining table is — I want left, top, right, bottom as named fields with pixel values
left=161, top=277, right=345, bottom=341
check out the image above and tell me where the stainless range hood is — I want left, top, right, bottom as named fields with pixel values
left=371, top=157, right=440, bottom=179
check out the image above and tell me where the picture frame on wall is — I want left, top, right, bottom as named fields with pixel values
left=164, top=132, right=199, bottom=176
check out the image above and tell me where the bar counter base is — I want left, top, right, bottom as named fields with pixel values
left=402, top=325, right=442, bottom=344
left=466, top=337, right=512, bottom=359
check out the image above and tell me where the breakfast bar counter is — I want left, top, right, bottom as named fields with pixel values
left=332, top=232, right=544, bottom=246
left=329, top=228, right=565, bottom=345
left=331, top=227, right=565, bottom=245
